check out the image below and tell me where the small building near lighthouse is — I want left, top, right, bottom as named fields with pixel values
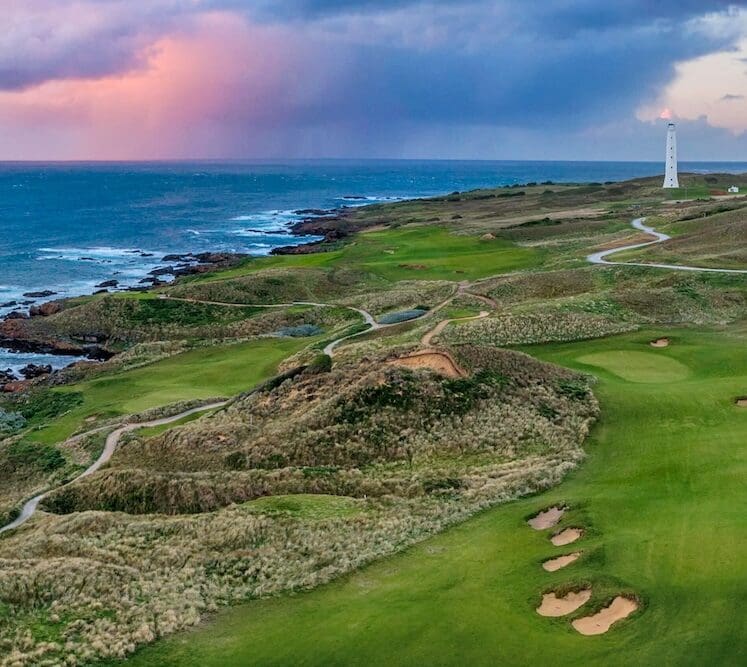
left=728, top=186, right=740, bottom=194
left=663, top=122, right=679, bottom=189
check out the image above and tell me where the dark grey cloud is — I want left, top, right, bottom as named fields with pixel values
left=1, top=0, right=745, bottom=159
left=721, top=93, right=745, bottom=100
left=242, top=0, right=735, bottom=26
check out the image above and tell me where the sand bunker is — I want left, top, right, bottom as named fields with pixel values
left=542, top=552, right=582, bottom=572
left=650, top=337, right=670, bottom=348
left=528, top=506, right=566, bottom=530
left=536, top=589, right=592, bottom=617
left=572, top=596, right=638, bottom=635
left=735, top=397, right=747, bottom=408
left=389, top=351, right=465, bottom=378
left=551, top=528, right=583, bottom=547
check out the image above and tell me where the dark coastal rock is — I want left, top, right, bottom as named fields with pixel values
left=94, top=289, right=109, bottom=294
left=148, top=266, right=175, bottom=277
left=23, top=290, right=57, bottom=298
left=79, top=257, right=96, bottom=262
left=0, top=301, right=18, bottom=308
left=193, top=252, right=243, bottom=264
left=29, top=301, right=62, bottom=317
left=0, top=369, right=17, bottom=384
left=140, top=253, right=154, bottom=257
left=5, top=311, right=29, bottom=320
left=343, top=195, right=367, bottom=200
left=271, top=240, right=327, bottom=256
left=162, top=253, right=195, bottom=262
left=95, top=279, right=119, bottom=288
left=294, top=208, right=332, bottom=216
left=19, top=363, right=53, bottom=379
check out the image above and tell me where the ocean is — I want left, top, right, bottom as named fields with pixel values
left=2, top=158, right=746, bottom=373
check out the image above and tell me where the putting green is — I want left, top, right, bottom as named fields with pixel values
left=115, top=327, right=747, bottom=666
left=576, top=350, right=691, bottom=383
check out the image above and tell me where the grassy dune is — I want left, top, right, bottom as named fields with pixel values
left=122, top=327, right=747, bottom=667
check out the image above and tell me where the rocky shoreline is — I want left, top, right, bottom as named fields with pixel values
left=0, top=208, right=355, bottom=392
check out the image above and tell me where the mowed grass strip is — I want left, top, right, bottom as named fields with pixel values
left=190, top=226, right=543, bottom=284
left=31, top=337, right=313, bottom=445
left=120, top=327, right=747, bottom=667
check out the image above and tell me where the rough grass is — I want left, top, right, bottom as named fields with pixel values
left=119, top=327, right=747, bottom=667
left=0, top=347, right=597, bottom=667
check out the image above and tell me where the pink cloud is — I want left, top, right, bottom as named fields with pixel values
left=0, top=12, right=340, bottom=159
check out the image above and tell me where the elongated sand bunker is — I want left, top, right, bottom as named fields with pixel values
left=542, top=552, right=581, bottom=572
left=650, top=337, right=670, bottom=348
left=551, top=528, right=583, bottom=546
left=572, top=596, right=638, bottom=635
left=536, top=589, right=592, bottom=617
left=735, top=397, right=747, bottom=408
left=528, top=506, right=566, bottom=530
left=389, top=351, right=465, bottom=378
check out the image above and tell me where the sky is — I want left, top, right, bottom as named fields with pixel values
left=1, top=1, right=747, bottom=161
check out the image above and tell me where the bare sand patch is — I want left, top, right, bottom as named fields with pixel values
left=389, top=351, right=465, bottom=378
left=536, top=589, right=592, bottom=617
left=528, top=506, right=566, bottom=530
left=572, top=596, right=638, bottom=635
left=735, top=397, right=747, bottom=408
left=650, top=337, right=670, bottom=348
left=398, top=263, right=428, bottom=270
left=551, top=528, right=583, bottom=547
left=542, top=552, right=581, bottom=572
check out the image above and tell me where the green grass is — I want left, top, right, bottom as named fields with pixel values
left=121, top=326, right=747, bottom=667
left=30, top=338, right=315, bottom=445
left=190, top=226, right=542, bottom=284
left=242, top=494, right=364, bottom=521
left=576, top=350, right=691, bottom=383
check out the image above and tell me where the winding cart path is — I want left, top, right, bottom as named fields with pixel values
left=587, top=218, right=747, bottom=274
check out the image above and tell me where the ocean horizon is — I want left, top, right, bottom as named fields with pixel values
left=2, top=158, right=746, bottom=372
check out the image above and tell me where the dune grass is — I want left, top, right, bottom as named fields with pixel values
left=190, top=226, right=542, bottom=284
left=120, top=326, right=747, bottom=667
left=29, top=337, right=313, bottom=445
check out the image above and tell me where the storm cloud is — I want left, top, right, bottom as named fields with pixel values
left=0, top=0, right=745, bottom=159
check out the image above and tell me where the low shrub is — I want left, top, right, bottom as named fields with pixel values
left=6, top=440, right=66, bottom=473
left=0, top=409, right=26, bottom=435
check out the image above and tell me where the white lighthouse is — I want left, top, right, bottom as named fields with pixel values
left=663, top=122, right=679, bottom=189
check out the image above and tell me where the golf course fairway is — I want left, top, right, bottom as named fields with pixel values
left=115, top=326, right=746, bottom=666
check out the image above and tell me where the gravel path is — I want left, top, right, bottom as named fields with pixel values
left=0, top=401, right=226, bottom=534
left=587, top=218, right=747, bottom=274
